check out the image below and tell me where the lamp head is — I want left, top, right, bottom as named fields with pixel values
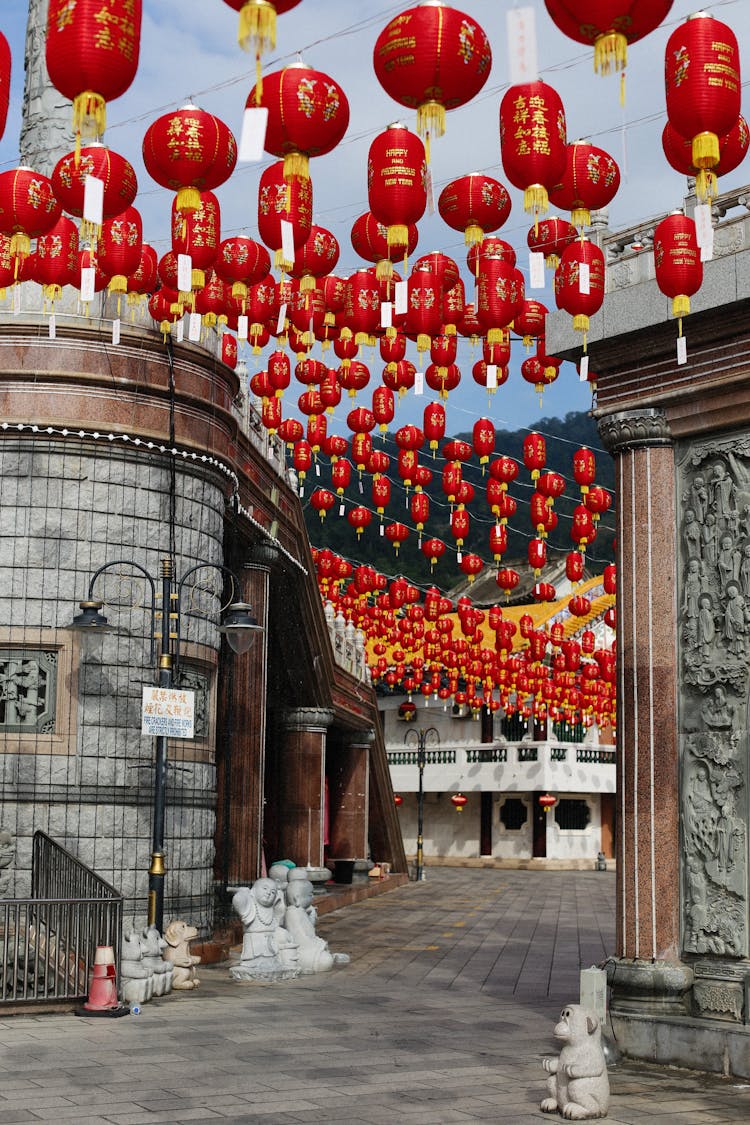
left=218, top=601, right=263, bottom=655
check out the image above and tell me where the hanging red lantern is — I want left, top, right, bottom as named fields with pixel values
left=257, top=160, right=313, bottom=271
left=171, top=189, right=220, bottom=295
left=332, top=458, right=352, bottom=496
left=566, top=551, right=584, bottom=583
left=394, top=794, right=404, bottom=807
left=0, top=33, right=9, bottom=143
left=385, top=522, right=410, bottom=554
left=221, top=0, right=302, bottom=57
left=665, top=13, right=741, bottom=174
left=373, top=4, right=492, bottom=157
left=571, top=504, right=596, bottom=552
left=460, top=554, right=484, bottom=584
left=148, top=286, right=181, bottom=335
left=451, top=506, right=470, bottom=548
left=514, top=300, right=548, bottom=348
left=195, top=274, right=230, bottom=327
left=573, top=447, right=596, bottom=493
left=523, top=432, right=546, bottom=481
left=425, top=363, right=461, bottom=400
left=383, top=359, right=416, bottom=399
left=222, top=333, right=238, bottom=370
left=528, top=537, right=547, bottom=575
left=36, top=216, right=79, bottom=303
left=584, top=486, right=613, bottom=521
left=368, top=123, right=427, bottom=254
left=653, top=212, right=703, bottom=325
left=438, top=173, right=511, bottom=246
left=143, top=105, right=237, bottom=218
left=549, top=140, right=621, bottom=230
left=443, top=277, right=465, bottom=333
left=338, top=358, right=371, bottom=398
left=489, top=524, right=507, bottom=561
left=538, top=792, right=557, bottom=812
left=430, top=332, right=457, bottom=367
left=487, top=483, right=517, bottom=525
left=351, top=211, right=418, bottom=281
left=544, top=1, right=672, bottom=79
left=554, top=239, right=605, bottom=340
left=343, top=269, right=381, bottom=346
left=293, top=439, right=312, bottom=481
left=306, top=413, right=327, bottom=453
left=215, top=236, right=271, bottom=304
left=472, top=418, right=495, bottom=466
left=490, top=455, right=519, bottom=489
left=248, top=275, right=279, bottom=339
left=127, top=244, right=158, bottom=306
left=261, top=396, right=282, bottom=434
left=422, top=537, right=446, bottom=569
left=423, top=402, right=446, bottom=452
left=662, top=115, right=749, bottom=203
left=372, top=475, right=391, bottom=515
left=278, top=417, right=303, bottom=447
left=405, top=266, right=443, bottom=352
left=45, top=0, right=142, bottom=142
left=477, top=258, right=525, bottom=343
left=98, top=205, right=142, bottom=296
left=372, top=385, right=395, bottom=433
left=534, top=582, right=556, bottom=603
left=290, top=226, right=340, bottom=292
left=248, top=62, right=349, bottom=182
left=603, top=563, right=617, bottom=596
left=496, top=567, right=519, bottom=597
left=569, top=594, right=592, bottom=618
left=605, top=607, right=617, bottom=630
left=0, top=168, right=61, bottom=266
left=500, top=81, right=567, bottom=218
left=310, top=488, right=336, bottom=521
left=527, top=215, right=576, bottom=269
left=410, top=491, right=430, bottom=532
left=52, top=144, right=137, bottom=237
left=351, top=432, right=373, bottom=472
left=348, top=505, right=373, bottom=538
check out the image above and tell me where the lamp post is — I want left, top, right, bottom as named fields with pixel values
left=404, top=725, right=439, bottom=882
left=68, top=556, right=262, bottom=933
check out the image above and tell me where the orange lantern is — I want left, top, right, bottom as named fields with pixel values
left=500, top=81, right=567, bottom=218
left=373, top=4, right=492, bottom=157
left=143, top=105, right=237, bottom=218
left=46, top=0, right=141, bottom=142
left=248, top=62, right=349, bottom=183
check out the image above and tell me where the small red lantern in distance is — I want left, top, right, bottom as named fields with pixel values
left=373, top=4, right=492, bottom=156
left=248, top=62, right=350, bottom=183
left=528, top=215, right=576, bottom=269
left=539, top=792, right=557, bottom=812
left=394, top=794, right=404, bottom=807
left=450, top=792, right=469, bottom=813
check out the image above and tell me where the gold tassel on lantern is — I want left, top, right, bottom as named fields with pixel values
left=238, top=0, right=277, bottom=54
left=464, top=222, right=483, bottom=246
left=283, top=151, right=309, bottom=182
left=593, top=32, right=628, bottom=76
left=692, top=131, right=720, bottom=170
left=416, top=100, right=446, bottom=164
left=175, top=186, right=201, bottom=216
left=695, top=169, right=718, bottom=203
left=73, top=91, right=107, bottom=160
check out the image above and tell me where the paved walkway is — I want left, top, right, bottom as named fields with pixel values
left=1, top=869, right=749, bottom=1123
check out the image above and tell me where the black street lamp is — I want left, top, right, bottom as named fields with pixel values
left=68, top=556, right=262, bottom=932
left=404, top=725, right=439, bottom=882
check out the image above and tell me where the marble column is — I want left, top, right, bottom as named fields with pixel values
left=598, top=409, right=693, bottom=1015
left=327, top=729, right=373, bottom=860
left=21, top=0, right=74, bottom=175
left=278, top=708, right=334, bottom=868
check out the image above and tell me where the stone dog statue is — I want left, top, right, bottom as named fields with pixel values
left=163, top=920, right=201, bottom=990
left=541, top=1004, right=610, bottom=1120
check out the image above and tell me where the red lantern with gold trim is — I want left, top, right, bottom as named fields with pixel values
left=46, top=0, right=141, bottom=141
left=662, top=115, right=749, bottom=203
left=332, top=458, right=352, bottom=495
left=343, top=269, right=381, bottom=346
left=368, top=123, right=427, bottom=254
left=257, top=160, right=313, bottom=271
left=496, top=567, right=519, bottom=598
left=98, top=205, right=142, bottom=296
left=500, top=81, right=567, bottom=217
left=372, top=475, right=391, bottom=515
left=52, top=144, right=137, bottom=232
left=473, top=417, right=495, bottom=466
left=172, top=189, right=220, bottom=296
left=0, top=167, right=61, bottom=265
left=385, top=521, right=410, bottom=555
left=290, top=225, right=340, bottom=291
left=249, top=62, right=349, bottom=182
left=422, top=537, right=446, bottom=569
left=489, top=524, right=508, bottom=561
left=549, top=140, right=620, bottom=230
left=348, top=505, right=372, bottom=538
left=527, top=215, right=576, bottom=269
left=384, top=358, right=416, bottom=399
left=411, top=491, right=430, bottom=532
left=665, top=13, right=741, bottom=173
left=405, top=267, right=443, bottom=352
left=460, top=555, right=484, bottom=584
left=36, top=216, right=79, bottom=303
left=554, top=239, right=605, bottom=339
left=311, top=488, right=336, bottom=522
left=215, top=236, right=270, bottom=304
left=477, top=258, right=525, bottom=343
left=438, top=173, right=511, bottom=246
left=143, top=105, right=237, bottom=218
left=372, top=385, right=395, bottom=433
left=543, top=1, right=672, bottom=79
left=653, top=212, right=703, bottom=324
left=351, top=210, right=418, bottom=281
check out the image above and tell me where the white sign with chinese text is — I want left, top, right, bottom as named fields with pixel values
left=142, top=687, right=195, bottom=739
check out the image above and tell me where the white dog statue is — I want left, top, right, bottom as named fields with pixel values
left=541, top=1004, right=610, bottom=1119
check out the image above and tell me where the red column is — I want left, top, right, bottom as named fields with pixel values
left=278, top=708, right=334, bottom=868
left=327, top=730, right=372, bottom=860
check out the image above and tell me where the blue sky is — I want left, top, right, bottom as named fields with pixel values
left=2, top=0, right=749, bottom=437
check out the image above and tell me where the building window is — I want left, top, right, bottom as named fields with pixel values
left=499, top=797, right=527, bottom=831
left=554, top=799, right=591, bottom=831
left=0, top=649, right=57, bottom=733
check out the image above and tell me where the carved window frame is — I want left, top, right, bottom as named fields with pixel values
left=168, top=643, right=218, bottom=763
left=0, top=629, right=77, bottom=755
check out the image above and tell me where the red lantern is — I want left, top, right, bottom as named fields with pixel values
left=98, top=205, right=142, bottom=296
left=143, top=105, right=237, bottom=217
left=351, top=211, right=418, bottom=280
left=450, top=791, right=469, bottom=812
left=311, top=488, right=336, bottom=521
left=489, top=524, right=507, bottom=561
left=385, top=522, right=410, bottom=554
left=148, top=286, right=181, bottom=334
left=383, top=359, right=416, bottom=399
left=422, top=537, right=446, bottom=569
left=603, top=563, right=617, bottom=595
left=472, top=418, right=495, bottom=466
left=477, top=258, right=525, bottom=343
left=566, top=551, right=584, bottom=583
left=52, top=145, right=137, bottom=237
left=497, top=567, right=519, bottom=597
left=653, top=212, right=703, bottom=322
left=451, top=506, right=470, bottom=548
left=372, top=385, right=395, bottom=433
left=338, top=359, right=371, bottom=398
left=544, top=1, right=672, bottom=77
left=293, top=439, right=312, bottom=481
left=665, top=13, right=741, bottom=173
left=368, top=124, right=427, bottom=253
left=215, top=236, right=271, bottom=303
left=372, top=475, right=391, bottom=515
left=0, top=168, right=61, bottom=265
left=528, top=537, right=547, bottom=575
left=257, top=160, right=313, bottom=271
left=172, top=190, right=220, bottom=295
left=584, top=486, right=613, bottom=521
left=538, top=792, right=557, bottom=812
left=573, top=447, right=596, bottom=493
left=290, top=226, right=340, bottom=292
left=423, top=403, right=446, bottom=453
left=571, top=504, right=596, bottom=552
left=343, top=269, right=381, bottom=346
left=332, top=459, right=352, bottom=496
left=528, top=215, right=576, bottom=269
left=36, top=216, right=79, bottom=303
left=523, top=432, right=546, bottom=481
left=127, top=244, right=158, bottom=305
left=352, top=432, right=373, bottom=471
left=549, top=141, right=621, bottom=230
left=373, top=5, right=492, bottom=156
left=261, top=396, right=282, bottom=434
left=554, top=239, right=605, bottom=338
left=569, top=594, right=592, bottom=618
left=425, top=363, right=461, bottom=399
left=394, top=794, right=404, bottom=807
left=0, top=33, right=10, bottom=143
left=45, top=0, right=141, bottom=141
left=534, top=582, right=556, bottom=603
left=500, top=81, right=567, bottom=217
left=405, top=267, right=443, bottom=352
left=662, top=115, right=749, bottom=203
left=438, top=173, right=511, bottom=246
left=248, top=63, right=349, bottom=182
left=348, top=505, right=372, bottom=538
left=410, top=491, right=430, bottom=531
left=278, top=417, right=303, bottom=447
left=221, top=0, right=302, bottom=57
left=460, top=554, right=484, bottom=584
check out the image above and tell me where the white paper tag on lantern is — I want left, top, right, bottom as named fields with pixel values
left=314, top=462, right=320, bottom=477
left=80, top=267, right=95, bottom=304
left=48, top=314, right=56, bottom=340
left=529, top=250, right=546, bottom=289
left=176, top=317, right=184, bottom=343
left=381, top=301, right=393, bottom=329
left=238, top=314, right=248, bottom=341
left=508, top=7, right=538, bottom=84
left=299, top=484, right=304, bottom=498
left=188, top=312, right=201, bottom=341
left=486, top=363, right=498, bottom=389
left=358, top=479, right=364, bottom=494
left=677, top=335, right=688, bottom=366
left=379, top=523, right=384, bottom=537
left=579, top=354, right=589, bottom=382
left=112, top=318, right=121, bottom=346
left=177, top=254, right=193, bottom=293
left=414, top=371, right=424, bottom=396
left=83, top=175, right=105, bottom=227
left=339, top=503, right=345, bottom=517
left=276, top=301, right=287, bottom=335
left=456, top=551, right=463, bottom=564
left=394, top=280, right=408, bottom=315
left=280, top=220, right=295, bottom=266
left=579, top=262, right=591, bottom=295
left=13, top=283, right=20, bottom=315
left=695, top=203, right=714, bottom=261
left=238, top=106, right=268, bottom=162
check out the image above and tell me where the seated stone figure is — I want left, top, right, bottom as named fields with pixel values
left=541, top=1004, right=609, bottom=1119
left=284, top=877, right=350, bottom=974
left=163, top=920, right=201, bottom=990
left=139, top=925, right=173, bottom=996
left=230, top=877, right=300, bottom=981
left=120, top=930, right=154, bottom=1006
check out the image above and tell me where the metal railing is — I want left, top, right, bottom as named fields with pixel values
left=0, top=832, right=122, bottom=1008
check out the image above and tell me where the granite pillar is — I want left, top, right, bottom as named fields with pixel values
left=327, top=729, right=372, bottom=861
left=278, top=708, right=334, bottom=868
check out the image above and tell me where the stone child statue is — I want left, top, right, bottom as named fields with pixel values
left=541, top=1004, right=609, bottom=1119
left=283, top=877, right=350, bottom=973
left=230, top=877, right=300, bottom=981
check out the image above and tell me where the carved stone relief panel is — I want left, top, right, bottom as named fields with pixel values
left=0, top=649, right=57, bottom=733
left=677, top=435, right=749, bottom=964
